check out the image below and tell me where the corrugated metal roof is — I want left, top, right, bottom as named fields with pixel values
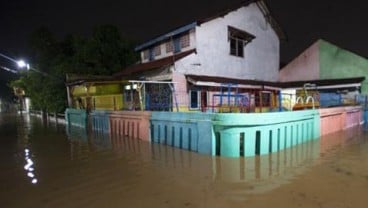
left=186, top=74, right=365, bottom=89
left=114, top=49, right=196, bottom=77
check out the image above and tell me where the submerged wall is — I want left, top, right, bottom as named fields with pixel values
left=109, top=111, right=151, bottom=141
left=66, top=105, right=363, bottom=158
left=150, top=110, right=320, bottom=157
left=319, top=106, right=362, bottom=136
left=65, top=108, right=88, bottom=129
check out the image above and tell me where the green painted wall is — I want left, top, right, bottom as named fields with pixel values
left=319, top=39, right=368, bottom=93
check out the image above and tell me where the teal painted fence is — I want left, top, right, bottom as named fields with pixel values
left=65, top=108, right=88, bottom=129
left=213, top=110, right=320, bottom=157
left=150, top=110, right=320, bottom=157
left=150, top=112, right=215, bottom=154
left=364, top=109, right=368, bottom=128
left=90, top=110, right=111, bottom=134
left=66, top=108, right=321, bottom=157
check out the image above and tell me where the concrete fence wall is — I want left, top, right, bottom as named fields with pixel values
left=109, top=111, right=151, bottom=141
left=90, top=110, right=111, bottom=134
left=65, top=108, right=88, bottom=129
left=213, top=110, right=320, bottom=157
left=319, top=106, right=362, bottom=136
left=66, top=106, right=363, bottom=158
left=150, top=110, right=320, bottom=157
left=150, top=112, right=215, bottom=155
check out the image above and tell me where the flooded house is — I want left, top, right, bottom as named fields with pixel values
left=114, top=0, right=285, bottom=113
left=64, top=1, right=365, bottom=157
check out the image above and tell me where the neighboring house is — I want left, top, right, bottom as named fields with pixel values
left=115, top=0, right=285, bottom=112
left=65, top=74, right=128, bottom=111
left=279, top=39, right=367, bottom=108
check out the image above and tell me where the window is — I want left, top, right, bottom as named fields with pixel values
left=228, top=26, right=255, bottom=57
left=143, top=50, right=149, bottom=60
left=149, top=48, right=154, bottom=61
left=189, top=90, right=200, bottom=109
left=255, top=91, right=271, bottom=107
left=165, top=41, right=173, bottom=53
left=180, top=33, right=190, bottom=48
left=154, top=45, right=161, bottom=56
left=173, top=37, right=181, bottom=53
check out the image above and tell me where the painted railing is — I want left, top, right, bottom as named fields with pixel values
left=109, top=111, right=151, bottom=141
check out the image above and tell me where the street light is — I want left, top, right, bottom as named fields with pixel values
left=0, top=52, right=29, bottom=73
left=16, top=60, right=30, bottom=70
left=1, top=52, right=63, bottom=80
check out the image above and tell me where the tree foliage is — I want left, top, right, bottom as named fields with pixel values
left=10, top=25, right=138, bottom=113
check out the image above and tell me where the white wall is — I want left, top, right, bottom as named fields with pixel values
left=176, top=3, right=280, bottom=82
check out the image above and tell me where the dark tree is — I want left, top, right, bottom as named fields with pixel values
left=10, top=25, right=138, bottom=114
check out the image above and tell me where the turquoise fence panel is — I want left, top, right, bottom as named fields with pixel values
left=259, top=129, right=269, bottom=155
left=149, top=110, right=320, bottom=157
left=363, top=109, right=368, bottom=126
left=271, top=127, right=278, bottom=153
left=90, top=110, right=111, bottom=134
left=65, top=108, right=87, bottom=129
left=176, top=127, right=183, bottom=148
left=243, top=128, right=256, bottom=157
left=220, top=130, right=240, bottom=157
left=150, top=112, right=215, bottom=155
left=182, top=124, right=190, bottom=149
left=213, top=110, right=320, bottom=157
left=197, top=120, right=214, bottom=155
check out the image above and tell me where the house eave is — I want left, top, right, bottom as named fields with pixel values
left=134, top=22, right=197, bottom=52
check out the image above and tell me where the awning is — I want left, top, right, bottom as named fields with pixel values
left=186, top=74, right=365, bottom=91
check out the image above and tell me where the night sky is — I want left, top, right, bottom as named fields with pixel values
left=1, top=0, right=368, bottom=98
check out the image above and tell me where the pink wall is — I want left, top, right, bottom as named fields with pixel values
left=319, top=106, right=362, bottom=136
left=279, top=40, right=320, bottom=82
left=344, top=106, right=363, bottom=129
left=172, top=71, right=189, bottom=110
left=109, top=111, right=152, bottom=141
left=319, top=124, right=362, bottom=155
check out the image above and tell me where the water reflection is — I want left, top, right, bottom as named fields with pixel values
left=16, top=114, right=39, bottom=185
left=66, top=126, right=322, bottom=196
left=24, top=148, right=38, bottom=184
left=65, top=123, right=365, bottom=201
left=2, top=113, right=367, bottom=207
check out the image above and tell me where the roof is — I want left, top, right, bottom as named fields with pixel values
left=186, top=74, right=365, bottom=90
left=134, top=0, right=285, bottom=51
left=186, top=74, right=280, bottom=90
left=65, top=74, right=126, bottom=86
left=279, top=76, right=365, bottom=89
left=114, top=49, right=196, bottom=78
left=135, top=22, right=197, bottom=51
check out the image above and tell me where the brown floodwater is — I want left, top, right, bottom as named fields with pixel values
left=1, top=112, right=368, bottom=208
